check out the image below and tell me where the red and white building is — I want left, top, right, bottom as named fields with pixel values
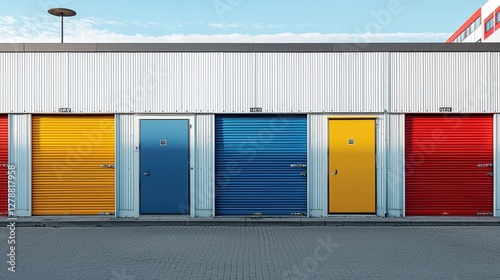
left=447, top=0, right=500, bottom=42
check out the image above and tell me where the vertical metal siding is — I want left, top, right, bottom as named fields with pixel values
left=32, top=115, right=115, bottom=215
left=376, top=115, right=387, bottom=217
left=18, top=53, right=69, bottom=113
left=9, top=114, right=31, bottom=216
left=391, top=53, right=492, bottom=113
left=0, top=115, right=8, bottom=215
left=183, top=53, right=254, bottom=113
left=493, top=53, right=500, bottom=217
left=215, top=115, right=307, bottom=215
left=307, top=114, right=328, bottom=217
left=116, top=114, right=138, bottom=217
left=194, top=114, right=215, bottom=217
left=386, top=114, right=405, bottom=217
left=494, top=114, right=500, bottom=217
left=69, top=53, right=183, bottom=113
left=255, top=53, right=387, bottom=113
left=493, top=53, right=500, bottom=113
left=1, top=51, right=498, bottom=114
left=405, top=115, right=493, bottom=215
left=0, top=53, right=18, bottom=113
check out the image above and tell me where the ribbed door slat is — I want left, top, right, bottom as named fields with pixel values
left=0, top=115, right=8, bottom=215
left=215, top=115, right=307, bottom=215
left=405, top=115, right=493, bottom=216
left=32, top=116, right=115, bottom=215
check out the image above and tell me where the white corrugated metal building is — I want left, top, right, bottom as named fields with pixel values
left=1, top=43, right=499, bottom=218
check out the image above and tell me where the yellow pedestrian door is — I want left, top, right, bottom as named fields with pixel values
left=328, top=119, right=376, bottom=214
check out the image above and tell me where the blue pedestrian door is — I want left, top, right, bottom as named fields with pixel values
left=140, top=119, right=189, bottom=214
left=215, top=115, right=307, bottom=216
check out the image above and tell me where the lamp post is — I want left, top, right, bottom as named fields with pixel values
left=48, top=8, right=77, bottom=43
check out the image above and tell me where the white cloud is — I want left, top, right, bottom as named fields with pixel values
left=106, top=20, right=126, bottom=26
left=0, top=16, right=16, bottom=25
left=0, top=31, right=450, bottom=43
left=208, top=22, right=241, bottom=28
left=251, top=23, right=263, bottom=29
left=11, top=30, right=449, bottom=43
left=0, top=16, right=450, bottom=43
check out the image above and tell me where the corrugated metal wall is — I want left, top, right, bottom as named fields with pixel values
left=18, top=53, right=69, bottom=113
left=387, top=114, right=405, bottom=217
left=493, top=54, right=500, bottom=217
left=69, top=53, right=183, bottom=113
left=391, top=53, right=493, bottom=113
left=307, top=114, right=328, bottom=217
left=184, top=53, right=255, bottom=113
left=255, top=53, right=388, bottom=113
left=9, top=114, right=31, bottom=217
left=494, top=54, right=500, bottom=116
left=0, top=54, right=18, bottom=113
left=494, top=115, right=500, bottom=217
left=376, top=114, right=387, bottom=217
left=2, top=52, right=499, bottom=114
left=194, top=114, right=215, bottom=217
left=116, top=114, right=137, bottom=218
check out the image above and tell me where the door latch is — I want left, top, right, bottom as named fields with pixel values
left=300, top=171, right=307, bottom=177
left=332, top=169, right=338, bottom=175
left=143, top=170, right=150, bottom=176
left=487, top=172, right=493, bottom=177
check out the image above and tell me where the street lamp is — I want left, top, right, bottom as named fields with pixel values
left=48, top=8, right=77, bottom=43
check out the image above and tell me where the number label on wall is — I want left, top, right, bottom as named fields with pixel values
left=58, top=108, right=72, bottom=113
left=439, top=107, right=452, bottom=112
left=250, top=107, right=262, bottom=112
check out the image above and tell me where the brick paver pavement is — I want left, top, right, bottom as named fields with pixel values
left=1, top=226, right=500, bottom=279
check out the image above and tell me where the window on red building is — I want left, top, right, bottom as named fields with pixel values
left=486, top=17, right=494, bottom=32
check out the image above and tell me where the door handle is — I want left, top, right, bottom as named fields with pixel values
left=332, top=169, right=338, bottom=175
left=143, top=170, right=150, bottom=176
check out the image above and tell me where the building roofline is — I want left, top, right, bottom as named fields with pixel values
left=0, top=42, right=499, bottom=52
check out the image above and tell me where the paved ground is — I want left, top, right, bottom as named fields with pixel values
left=2, top=215, right=500, bottom=227
left=1, top=226, right=500, bottom=279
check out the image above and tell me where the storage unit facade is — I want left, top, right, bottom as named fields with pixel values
left=1, top=43, right=500, bottom=218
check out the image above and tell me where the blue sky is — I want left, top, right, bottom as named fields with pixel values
left=0, top=0, right=487, bottom=42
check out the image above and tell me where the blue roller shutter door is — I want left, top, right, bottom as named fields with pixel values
left=215, top=115, right=307, bottom=215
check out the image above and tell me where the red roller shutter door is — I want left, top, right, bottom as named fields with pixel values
left=405, top=115, right=493, bottom=216
left=0, top=115, right=7, bottom=215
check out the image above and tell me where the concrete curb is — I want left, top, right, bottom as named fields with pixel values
left=1, top=218, right=500, bottom=227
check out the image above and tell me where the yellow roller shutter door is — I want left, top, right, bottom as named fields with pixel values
left=32, top=115, right=115, bottom=215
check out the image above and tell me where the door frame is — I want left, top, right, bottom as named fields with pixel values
left=327, top=116, right=378, bottom=215
left=134, top=115, right=195, bottom=216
